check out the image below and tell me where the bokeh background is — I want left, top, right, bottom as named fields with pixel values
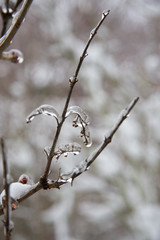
left=0, top=0, right=160, bottom=239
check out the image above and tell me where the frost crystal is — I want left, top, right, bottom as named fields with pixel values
left=26, top=104, right=60, bottom=123
left=66, top=106, right=92, bottom=147
left=55, top=142, right=81, bottom=159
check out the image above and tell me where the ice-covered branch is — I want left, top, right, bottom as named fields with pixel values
left=0, top=0, right=33, bottom=55
left=0, top=97, right=139, bottom=213
left=74, top=9, right=110, bottom=79
left=40, top=10, right=110, bottom=185
left=0, top=138, right=12, bottom=239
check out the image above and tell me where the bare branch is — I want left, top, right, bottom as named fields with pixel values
left=12, top=0, right=24, bottom=12
left=0, top=0, right=33, bottom=55
left=40, top=10, right=110, bottom=185
left=0, top=138, right=12, bottom=239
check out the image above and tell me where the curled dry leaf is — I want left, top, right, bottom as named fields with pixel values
left=26, top=104, right=60, bottom=124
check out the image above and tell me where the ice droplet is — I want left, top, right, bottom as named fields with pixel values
left=44, top=146, right=51, bottom=157
left=86, top=166, right=90, bottom=171
left=67, top=178, right=72, bottom=183
left=26, top=104, right=60, bottom=123
left=89, top=28, right=96, bottom=38
left=85, top=140, right=92, bottom=148
left=69, top=76, right=78, bottom=83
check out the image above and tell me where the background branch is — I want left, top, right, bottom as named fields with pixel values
left=1, top=0, right=24, bottom=37
left=0, top=138, right=12, bottom=239
left=0, top=0, right=33, bottom=55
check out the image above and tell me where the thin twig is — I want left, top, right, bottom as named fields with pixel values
left=5, top=0, right=9, bottom=12
left=0, top=0, right=33, bottom=55
left=74, top=10, right=110, bottom=78
left=41, top=10, right=110, bottom=184
left=13, top=0, right=24, bottom=12
left=0, top=138, right=12, bottom=239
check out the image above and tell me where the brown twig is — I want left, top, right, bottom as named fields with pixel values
left=0, top=138, right=12, bottom=239
left=41, top=10, right=110, bottom=185
left=0, top=0, right=33, bottom=55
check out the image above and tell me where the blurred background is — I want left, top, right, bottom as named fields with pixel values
left=0, top=0, right=160, bottom=239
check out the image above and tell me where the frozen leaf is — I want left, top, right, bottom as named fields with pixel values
left=55, top=142, right=81, bottom=159
left=66, top=106, right=90, bottom=125
left=80, top=124, right=92, bottom=147
left=1, top=49, right=24, bottom=63
left=26, top=104, right=60, bottom=123
left=66, top=106, right=92, bottom=147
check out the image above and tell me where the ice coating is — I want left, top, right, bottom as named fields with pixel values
left=66, top=106, right=92, bottom=147
left=55, top=142, right=81, bottom=159
left=26, top=104, right=60, bottom=123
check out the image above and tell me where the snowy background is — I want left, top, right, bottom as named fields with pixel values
left=0, top=0, right=160, bottom=239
